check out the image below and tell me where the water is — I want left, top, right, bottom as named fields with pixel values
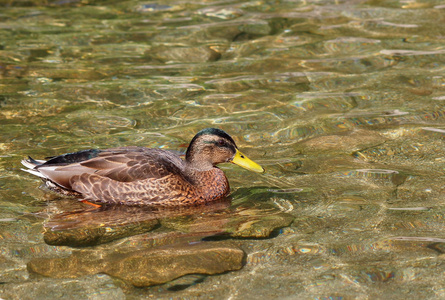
left=1, top=0, right=445, bottom=299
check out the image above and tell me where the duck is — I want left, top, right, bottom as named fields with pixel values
left=21, top=128, right=264, bottom=207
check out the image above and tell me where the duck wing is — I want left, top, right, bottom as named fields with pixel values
left=33, top=147, right=185, bottom=190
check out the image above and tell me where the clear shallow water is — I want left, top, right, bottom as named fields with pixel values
left=2, top=0, right=445, bottom=299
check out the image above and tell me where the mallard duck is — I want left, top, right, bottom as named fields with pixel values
left=21, top=128, right=264, bottom=206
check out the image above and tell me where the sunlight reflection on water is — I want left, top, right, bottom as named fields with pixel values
left=2, top=0, right=445, bottom=299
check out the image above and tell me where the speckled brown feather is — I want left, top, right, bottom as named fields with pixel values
left=70, top=168, right=229, bottom=206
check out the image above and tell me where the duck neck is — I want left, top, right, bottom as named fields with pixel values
left=184, top=165, right=230, bottom=201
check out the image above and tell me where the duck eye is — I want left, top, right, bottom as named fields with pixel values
left=217, top=139, right=225, bottom=146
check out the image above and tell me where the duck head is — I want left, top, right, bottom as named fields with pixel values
left=185, top=128, right=264, bottom=173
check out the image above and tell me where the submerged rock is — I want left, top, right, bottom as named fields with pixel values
left=146, top=45, right=222, bottom=63
left=43, top=221, right=158, bottom=247
left=0, top=274, right=125, bottom=300
left=0, top=257, right=29, bottom=283
left=298, top=129, right=386, bottom=154
left=160, top=200, right=295, bottom=238
left=28, top=241, right=244, bottom=287
left=205, top=73, right=310, bottom=93
left=43, top=206, right=160, bottom=247
left=104, top=241, right=244, bottom=286
left=197, top=7, right=244, bottom=20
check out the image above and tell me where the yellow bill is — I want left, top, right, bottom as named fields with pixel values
left=230, top=149, right=265, bottom=173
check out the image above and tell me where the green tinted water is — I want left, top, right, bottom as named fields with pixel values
left=2, top=0, right=445, bottom=299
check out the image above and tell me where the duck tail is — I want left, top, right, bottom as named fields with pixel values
left=21, top=156, right=47, bottom=178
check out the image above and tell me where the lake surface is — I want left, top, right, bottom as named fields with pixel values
left=2, top=0, right=445, bottom=299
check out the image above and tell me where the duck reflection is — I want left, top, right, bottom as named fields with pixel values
left=43, top=198, right=232, bottom=247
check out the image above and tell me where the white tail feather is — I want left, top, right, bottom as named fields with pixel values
left=20, top=167, right=46, bottom=178
left=21, top=159, right=37, bottom=169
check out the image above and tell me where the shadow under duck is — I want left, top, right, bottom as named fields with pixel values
left=21, top=128, right=264, bottom=206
